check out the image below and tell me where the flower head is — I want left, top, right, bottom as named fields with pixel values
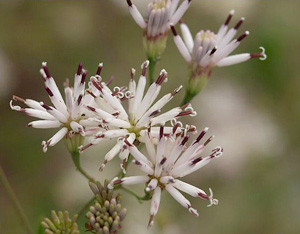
left=41, top=210, right=79, bottom=234
left=81, top=61, right=197, bottom=172
left=10, top=62, right=95, bottom=153
left=171, top=10, right=267, bottom=100
left=108, top=126, right=223, bottom=227
left=126, top=0, right=192, bottom=61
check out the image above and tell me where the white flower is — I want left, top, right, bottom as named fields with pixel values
left=10, top=62, right=96, bottom=152
left=81, top=61, right=197, bottom=172
left=108, top=126, right=223, bottom=227
left=127, top=0, right=192, bottom=60
left=127, top=0, right=191, bottom=38
left=171, top=10, right=267, bottom=70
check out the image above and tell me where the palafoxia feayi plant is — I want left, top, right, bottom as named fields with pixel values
left=2, top=1, right=266, bottom=233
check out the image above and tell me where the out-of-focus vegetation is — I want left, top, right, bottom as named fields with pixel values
left=0, top=1, right=300, bottom=233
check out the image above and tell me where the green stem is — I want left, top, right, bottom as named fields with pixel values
left=70, top=151, right=94, bottom=182
left=77, top=196, right=95, bottom=219
left=148, top=58, right=157, bottom=84
left=181, top=91, right=196, bottom=105
left=115, top=185, right=151, bottom=203
left=0, top=164, right=35, bottom=234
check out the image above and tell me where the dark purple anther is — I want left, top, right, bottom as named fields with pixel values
left=159, top=125, right=164, bottom=139
left=126, top=0, right=132, bottom=7
left=170, top=25, right=177, bottom=36
left=45, top=87, right=54, bottom=97
left=43, top=64, right=51, bottom=78
left=181, top=136, right=189, bottom=145
left=237, top=31, right=249, bottom=42
left=77, top=63, right=83, bottom=76
left=96, top=64, right=103, bottom=75
left=234, top=18, right=244, bottom=30
left=160, top=157, right=167, bottom=165
left=192, top=157, right=203, bottom=165
left=81, top=70, right=87, bottom=84
left=224, top=11, right=234, bottom=26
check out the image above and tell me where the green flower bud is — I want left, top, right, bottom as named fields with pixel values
left=41, top=211, right=79, bottom=234
left=86, top=180, right=127, bottom=234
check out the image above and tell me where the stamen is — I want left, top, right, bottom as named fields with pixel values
left=130, top=68, right=136, bottom=80
left=106, top=75, right=114, bottom=86
left=81, top=70, right=87, bottom=84
left=77, top=62, right=83, bottom=76
left=204, top=135, right=214, bottom=146
left=209, top=46, right=217, bottom=56
left=155, top=70, right=168, bottom=85
left=171, top=85, right=183, bottom=96
left=79, top=143, right=93, bottom=152
left=224, top=9, right=235, bottom=26
left=234, top=17, right=245, bottom=30
left=45, top=87, right=53, bottom=97
left=250, top=46, right=267, bottom=61
left=42, top=62, right=51, bottom=78
left=170, top=25, right=177, bottom=36
left=237, top=31, right=249, bottom=42
left=159, top=125, right=164, bottom=139
left=99, top=159, right=108, bottom=172
left=12, top=95, right=25, bottom=103
left=96, top=62, right=103, bottom=75
left=126, top=0, right=132, bottom=7
left=141, top=60, right=150, bottom=76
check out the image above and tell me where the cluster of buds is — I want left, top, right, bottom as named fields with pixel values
left=127, top=0, right=191, bottom=62
left=41, top=211, right=79, bottom=234
left=86, top=180, right=127, bottom=234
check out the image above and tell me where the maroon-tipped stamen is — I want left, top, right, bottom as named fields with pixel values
left=126, top=0, right=132, bottom=7
left=155, top=72, right=167, bottom=85
left=170, top=25, right=177, bottom=36
left=13, top=95, right=25, bottom=103
left=159, top=125, right=164, bottom=139
left=180, top=102, right=190, bottom=110
left=209, top=47, right=217, bottom=56
left=172, top=123, right=180, bottom=134
left=234, top=17, right=245, bottom=30
left=204, top=136, right=214, bottom=146
left=192, top=157, right=203, bottom=165
left=42, top=104, right=52, bottom=111
left=96, top=63, right=103, bottom=75
left=142, top=62, right=148, bottom=77
left=237, top=31, right=249, bottom=42
left=79, top=143, right=93, bottom=152
left=181, top=135, right=189, bottom=145
left=106, top=75, right=114, bottom=86
left=198, top=192, right=209, bottom=200
left=194, top=128, right=208, bottom=144
left=86, top=90, right=96, bottom=98
left=45, top=87, right=54, bottom=97
left=176, top=110, right=193, bottom=117
left=171, top=86, right=183, bottom=96
left=42, top=64, right=51, bottom=78
left=133, top=160, right=142, bottom=166
left=149, top=109, right=161, bottom=117
left=87, top=106, right=96, bottom=112
left=81, top=70, right=87, bottom=84
left=224, top=10, right=234, bottom=26
left=77, top=62, right=83, bottom=76
left=160, top=157, right=167, bottom=165
left=77, top=95, right=83, bottom=105
left=91, top=79, right=103, bottom=92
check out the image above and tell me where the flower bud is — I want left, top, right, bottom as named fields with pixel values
left=86, top=180, right=127, bottom=234
left=41, top=210, right=79, bottom=234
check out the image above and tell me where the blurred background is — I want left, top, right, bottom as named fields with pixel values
left=1, top=0, right=300, bottom=233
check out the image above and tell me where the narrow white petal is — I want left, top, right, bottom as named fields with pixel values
left=48, top=127, right=68, bottom=147
left=216, top=53, right=251, bottom=67
left=131, top=74, right=147, bottom=118
left=128, top=144, right=153, bottom=167
left=150, top=187, right=161, bottom=215
left=146, top=178, right=158, bottom=192
left=129, top=5, right=146, bottom=29
left=119, top=175, right=149, bottom=185
left=173, top=179, right=207, bottom=197
left=170, top=0, right=180, bottom=16
left=70, top=121, right=85, bottom=135
left=170, top=0, right=191, bottom=25
left=180, top=23, right=194, bottom=53
left=105, top=141, right=123, bottom=162
left=165, top=184, right=191, bottom=209
left=24, top=109, right=56, bottom=120
left=28, top=120, right=62, bottom=129
left=133, top=159, right=154, bottom=175
left=173, top=34, right=192, bottom=62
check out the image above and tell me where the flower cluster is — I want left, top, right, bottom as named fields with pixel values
left=108, top=126, right=222, bottom=227
left=10, top=0, right=266, bottom=232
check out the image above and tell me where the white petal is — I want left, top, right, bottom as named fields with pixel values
left=118, top=175, right=149, bottom=185
left=216, top=53, right=251, bottom=67
left=173, top=179, right=207, bottom=197
left=173, top=34, right=192, bottom=62
left=180, top=23, right=194, bottom=53
left=150, top=187, right=161, bottom=215
left=28, top=120, right=62, bottom=129
left=24, top=109, right=56, bottom=120
left=132, top=159, right=154, bottom=175
left=170, top=0, right=191, bottom=25
left=129, top=4, right=146, bottom=29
